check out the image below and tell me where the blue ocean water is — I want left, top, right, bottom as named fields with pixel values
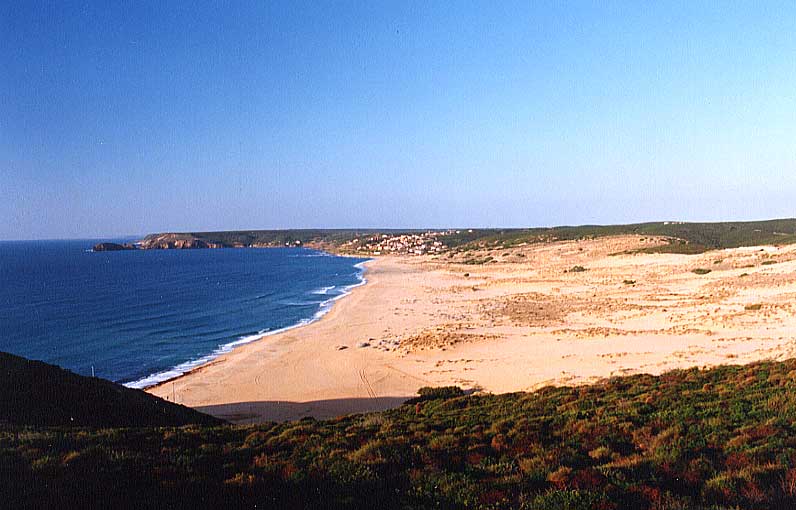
left=0, top=240, right=368, bottom=388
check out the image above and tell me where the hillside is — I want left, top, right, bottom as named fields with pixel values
left=5, top=357, right=796, bottom=508
left=134, top=218, right=796, bottom=254
left=137, top=229, right=412, bottom=249
left=0, top=352, right=221, bottom=427
left=450, top=218, right=796, bottom=253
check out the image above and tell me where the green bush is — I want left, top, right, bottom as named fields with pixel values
left=410, top=386, right=466, bottom=403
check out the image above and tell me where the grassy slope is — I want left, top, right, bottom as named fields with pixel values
left=5, top=359, right=796, bottom=509
left=142, top=218, right=796, bottom=253
left=0, top=352, right=221, bottom=428
left=451, top=218, right=796, bottom=253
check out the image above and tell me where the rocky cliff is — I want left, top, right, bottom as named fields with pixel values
left=138, top=233, right=225, bottom=250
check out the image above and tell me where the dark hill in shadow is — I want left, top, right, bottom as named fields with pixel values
left=0, top=352, right=222, bottom=427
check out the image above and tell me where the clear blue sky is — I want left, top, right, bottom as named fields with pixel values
left=2, top=1, right=795, bottom=239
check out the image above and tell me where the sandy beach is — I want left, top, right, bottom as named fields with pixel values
left=149, top=235, right=796, bottom=423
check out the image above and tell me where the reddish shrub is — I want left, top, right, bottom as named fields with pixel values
left=479, top=489, right=508, bottom=505
left=569, top=467, right=608, bottom=491
left=725, top=452, right=751, bottom=471
left=490, top=433, right=508, bottom=452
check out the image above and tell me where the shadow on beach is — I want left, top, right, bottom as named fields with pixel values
left=197, top=396, right=411, bottom=424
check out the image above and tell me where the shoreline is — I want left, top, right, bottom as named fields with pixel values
left=147, top=255, right=430, bottom=421
left=144, top=256, right=376, bottom=391
left=127, top=251, right=370, bottom=390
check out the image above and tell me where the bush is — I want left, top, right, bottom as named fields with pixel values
left=692, top=268, right=712, bottom=275
left=410, top=386, right=466, bottom=403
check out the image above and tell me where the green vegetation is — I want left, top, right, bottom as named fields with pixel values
left=567, top=265, right=587, bottom=273
left=142, top=218, right=796, bottom=255
left=462, top=256, right=494, bottom=265
left=409, top=386, right=467, bottom=403
left=142, top=229, right=407, bottom=248
left=444, top=218, right=796, bottom=254
left=692, top=268, right=712, bottom=275
left=8, top=355, right=796, bottom=508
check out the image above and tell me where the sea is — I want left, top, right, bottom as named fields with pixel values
left=0, top=240, right=369, bottom=388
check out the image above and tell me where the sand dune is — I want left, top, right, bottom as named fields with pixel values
left=148, top=235, right=796, bottom=422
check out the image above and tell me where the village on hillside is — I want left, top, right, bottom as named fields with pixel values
left=342, top=230, right=466, bottom=255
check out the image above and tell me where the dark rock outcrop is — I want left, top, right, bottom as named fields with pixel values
left=93, top=242, right=137, bottom=252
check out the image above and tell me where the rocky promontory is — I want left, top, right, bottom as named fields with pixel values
left=136, top=231, right=314, bottom=250
left=138, top=234, right=224, bottom=250
left=93, top=242, right=137, bottom=252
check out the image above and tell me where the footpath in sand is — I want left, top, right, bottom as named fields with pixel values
left=148, top=235, right=796, bottom=423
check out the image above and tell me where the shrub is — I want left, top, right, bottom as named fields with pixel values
left=409, top=386, right=466, bottom=403
left=692, top=268, right=712, bottom=275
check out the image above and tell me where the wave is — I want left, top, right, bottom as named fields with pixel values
left=123, top=258, right=370, bottom=390
left=288, top=251, right=333, bottom=258
left=123, top=322, right=309, bottom=389
left=311, top=263, right=369, bottom=320
left=279, top=300, right=321, bottom=307
left=311, top=285, right=336, bottom=295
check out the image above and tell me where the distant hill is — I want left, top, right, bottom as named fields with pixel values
left=133, top=218, right=796, bottom=254
left=137, top=229, right=404, bottom=250
left=464, top=218, right=796, bottom=253
left=0, top=352, right=221, bottom=427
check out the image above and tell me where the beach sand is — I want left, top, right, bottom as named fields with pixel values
left=148, top=235, right=796, bottom=423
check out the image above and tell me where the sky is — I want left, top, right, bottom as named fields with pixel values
left=2, top=1, right=795, bottom=239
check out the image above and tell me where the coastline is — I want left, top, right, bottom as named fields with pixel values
left=147, top=255, right=427, bottom=422
left=148, top=236, right=796, bottom=423
left=126, top=251, right=369, bottom=389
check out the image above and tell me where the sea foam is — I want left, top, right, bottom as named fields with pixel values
left=124, top=258, right=369, bottom=390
